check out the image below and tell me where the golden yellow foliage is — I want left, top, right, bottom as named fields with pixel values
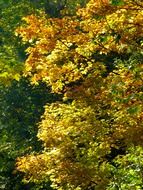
left=16, top=0, right=143, bottom=189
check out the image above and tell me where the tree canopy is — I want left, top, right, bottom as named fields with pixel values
left=1, top=0, right=143, bottom=189
left=15, top=0, right=143, bottom=189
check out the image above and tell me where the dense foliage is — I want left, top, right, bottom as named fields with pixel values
left=1, top=0, right=143, bottom=189
left=0, top=1, right=87, bottom=189
left=0, top=0, right=63, bottom=189
left=15, top=0, right=143, bottom=189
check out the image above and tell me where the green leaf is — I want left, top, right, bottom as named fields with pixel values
left=127, top=106, right=141, bottom=114
left=111, top=0, right=124, bottom=6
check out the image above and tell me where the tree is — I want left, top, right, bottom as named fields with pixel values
left=0, top=78, right=61, bottom=189
left=0, top=0, right=84, bottom=84
left=16, top=0, right=143, bottom=189
left=0, top=0, right=65, bottom=189
left=0, top=0, right=87, bottom=189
